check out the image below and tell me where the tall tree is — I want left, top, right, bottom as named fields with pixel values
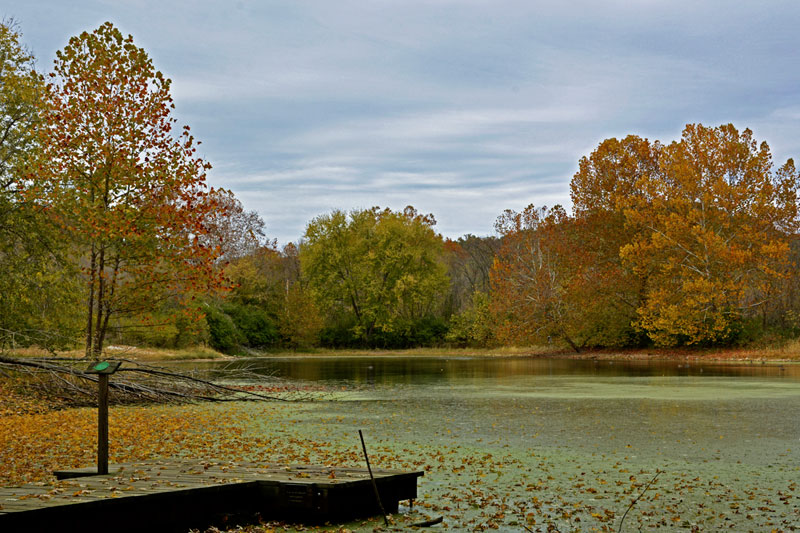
left=0, top=20, right=39, bottom=190
left=201, top=188, right=269, bottom=263
left=25, top=22, right=226, bottom=357
left=443, top=234, right=500, bottom=313
left=625, top=125, right=798, bottom=345
left=301, top=206, right=449, bottom=344
left=572, top=124, right=799, bottom=346
left=491, top=205, right=636, bottom=351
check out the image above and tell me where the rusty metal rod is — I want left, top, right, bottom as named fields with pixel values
left=359, top=429, right=388, bottom=527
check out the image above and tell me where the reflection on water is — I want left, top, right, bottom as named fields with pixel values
left=182, top=356, right=800, bottom=455
left=198, top=355, right=800, bottom=386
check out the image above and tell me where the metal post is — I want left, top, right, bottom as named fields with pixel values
left=98, top=374, right=109, bottom=475
left=86, top=360, right=120, bottom=476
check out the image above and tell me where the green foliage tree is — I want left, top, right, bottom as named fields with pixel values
left=280, top=283, right=323, bottom=350
left=0, top=21, right=38, bottom=188
left=25, top=22, right=226, bottom=357
left=224, top=246, right=286, bottom=311
left=445, top=291, right=495, bottom=347
left=0, top=21, right=82, bottom=349
left=204, top=304, right=244, bottom=353
left=302, top=206, right=450, bottom=346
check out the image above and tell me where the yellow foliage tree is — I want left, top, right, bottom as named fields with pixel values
left=574, top=124, right=798, bottom=346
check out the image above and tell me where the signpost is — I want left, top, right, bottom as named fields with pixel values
left=85, top=361, right=122, bottom=475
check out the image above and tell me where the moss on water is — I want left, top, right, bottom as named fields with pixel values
left=225, top=367, right=800, bottom=531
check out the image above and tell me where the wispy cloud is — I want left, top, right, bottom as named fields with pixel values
left=8, top=0, right=800, bottom=243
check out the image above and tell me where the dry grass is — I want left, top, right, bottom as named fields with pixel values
left=699, top=339, right=800, bottom=361
left=551, top=341, right=800, bottom=363
left=5, top=345, right=228, bottom=362
left=265, top=345, right=561, bottom=357
left=7, top=340, right=800, bottom=363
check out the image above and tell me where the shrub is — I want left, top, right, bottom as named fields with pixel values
left=205, top=306, right=244, bottom=353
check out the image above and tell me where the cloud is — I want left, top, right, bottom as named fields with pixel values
left=8, top=0, right=800, bottom=244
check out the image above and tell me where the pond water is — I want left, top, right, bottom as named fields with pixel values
left=194, top=357, right=800, bottom=531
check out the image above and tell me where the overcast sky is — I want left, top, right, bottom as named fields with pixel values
left=7, top=1, right=800, bottom=244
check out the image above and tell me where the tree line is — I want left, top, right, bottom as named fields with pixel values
left=2, top=21, right=799, bottom=355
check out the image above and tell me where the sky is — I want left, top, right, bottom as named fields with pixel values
left=6, top=1, right=800, bottom=244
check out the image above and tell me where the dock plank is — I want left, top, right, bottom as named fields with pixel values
left=0, top=460, right=423, bottom=532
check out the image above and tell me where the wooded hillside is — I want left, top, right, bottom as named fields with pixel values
left=3, top=22, right=799, bottom=355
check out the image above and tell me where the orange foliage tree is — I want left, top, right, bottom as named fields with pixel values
left=491, top=205, right=638, bottom=352
left=25, top=23, right=227, bottom=356
left=573, top=124, right=799, bottom=345
left=493, top=124, right=795, bottom=349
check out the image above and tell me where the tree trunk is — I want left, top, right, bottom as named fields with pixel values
left=92, top=246, right=105, bottom=358
left=85, top=246, right=97, bottom=358
left=563, top=333, right=581, bottom=354
left=96, top=256, right=120, bottom=356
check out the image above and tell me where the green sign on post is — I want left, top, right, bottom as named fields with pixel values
left=85, top=361, right=121, bottom=475
left=86, top=361, right=121, bottom=374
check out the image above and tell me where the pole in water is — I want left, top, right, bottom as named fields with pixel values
left=359, top=429, right=389, bottom=527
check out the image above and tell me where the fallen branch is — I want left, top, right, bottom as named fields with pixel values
left=617, top=469, right=662, bottom=533
left=118, top=362, right=292, bottom=402
left=0, top=354, right=316, bottom=406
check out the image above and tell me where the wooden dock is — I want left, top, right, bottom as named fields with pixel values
left=0, top=460, right=423, bottom=532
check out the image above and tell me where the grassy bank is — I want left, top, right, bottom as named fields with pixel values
left=245, top=342, right=800, bottom=362
left=260, top=344, right=559, bottom=358
left=558, top=339, right=800, bottom=362
left=6, top=339, right=800, bottom=363
left=5, top=344, right=228, bottom=362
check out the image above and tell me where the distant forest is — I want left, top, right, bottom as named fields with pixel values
left=3, top=22, right=800, bottom=355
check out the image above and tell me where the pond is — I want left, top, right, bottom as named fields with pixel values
left=193, top=357, right=800, bottom=531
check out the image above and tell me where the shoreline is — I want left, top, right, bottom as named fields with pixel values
left=6, top=344, right=800, bottom=364
left=230, top=343, right=800, bottom=363
left=248, top=350, right=800, bottom=365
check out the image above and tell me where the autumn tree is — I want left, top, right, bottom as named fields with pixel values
left=25, top=23, right=226, bottom=357
left=490, top=205, right=637, bottom=352
left=572, top=124, right=799, bottom=346
left=443, top=234, right=500, bottom=313
left=301, top=206, right=449, bottom=346
left=491, top=132, right=656, bottom=351
left=201, top=188, right=269, bottom=263
left=567, top=134, right=661, bottom=345
left=627, top=125, right=797, bottom=345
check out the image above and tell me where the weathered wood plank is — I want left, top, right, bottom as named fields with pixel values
left=0, top=460, right=423, bottom=532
